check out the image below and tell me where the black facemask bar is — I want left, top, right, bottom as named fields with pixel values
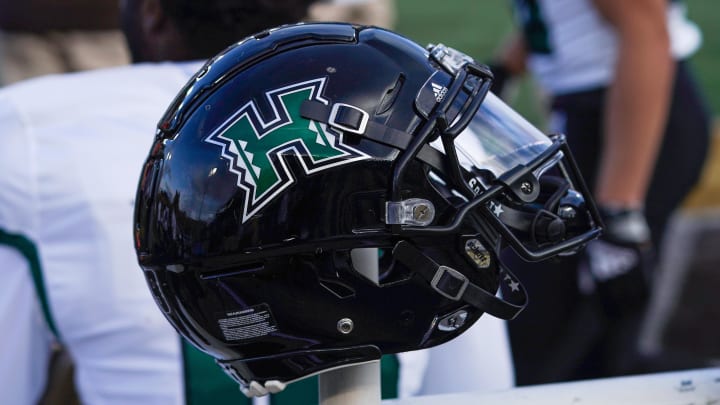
left=387, top=44, right=602, bottom=262
left=481, top=136, right=602, bottom=260
left=390, top=45, right=493, bottom=204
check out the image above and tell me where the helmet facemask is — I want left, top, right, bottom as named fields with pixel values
left=372, top=44, right=601, bottom=320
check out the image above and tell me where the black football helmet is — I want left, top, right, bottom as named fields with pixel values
left=134, top=22, right=601, bottom=395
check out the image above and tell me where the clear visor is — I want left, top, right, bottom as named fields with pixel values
left=430, top=92, right=552, bottom=179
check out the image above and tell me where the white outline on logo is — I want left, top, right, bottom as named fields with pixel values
left=204, top=77, right=370, bottom=223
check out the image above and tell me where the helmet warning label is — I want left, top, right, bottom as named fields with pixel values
left=217, top=304, right=278, bottom=341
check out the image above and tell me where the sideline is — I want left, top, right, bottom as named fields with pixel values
left=383, top=367, right=720, bottom=405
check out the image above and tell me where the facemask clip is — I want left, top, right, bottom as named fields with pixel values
left=386, top=198, right=436, bottom=226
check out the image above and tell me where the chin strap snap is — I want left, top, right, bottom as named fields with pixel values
left=392, top=240, right=527, bottom=320
left=239, top=380, right=287, bottom=398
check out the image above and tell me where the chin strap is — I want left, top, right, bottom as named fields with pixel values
left=392, top=241, right=527, bottom=320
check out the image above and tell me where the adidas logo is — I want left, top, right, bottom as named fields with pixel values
left=431, top=82, right=448, bottom=102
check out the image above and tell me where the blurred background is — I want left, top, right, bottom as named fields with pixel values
left=393, top=0, right=720, bottom=367
left=396, top=0, right=719, bottom=128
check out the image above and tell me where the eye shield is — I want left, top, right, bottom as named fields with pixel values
left=430, top=91, right=553, bottom=185
left=387, top=43, right=602, bottom=261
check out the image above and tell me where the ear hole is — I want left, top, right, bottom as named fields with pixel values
left=350, top=248, right=379, bottom=284
left=350, top=248, right=412, bottom=286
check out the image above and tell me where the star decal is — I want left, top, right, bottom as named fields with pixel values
left=505, top=274, right=520, bottom=292
left=490, top=202, right=504, bottom=217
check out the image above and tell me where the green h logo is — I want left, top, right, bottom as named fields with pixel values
left=205, top=78, right=369, bottom=222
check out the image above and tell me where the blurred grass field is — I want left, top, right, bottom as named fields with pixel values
left=394, top=0, right=720, bottom=208
left=394, top=0, right=719, bottom=118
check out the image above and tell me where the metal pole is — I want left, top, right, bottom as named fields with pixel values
left=318, top=248, right=382, bottom=405
left=319, top=361, right=381, bottom=405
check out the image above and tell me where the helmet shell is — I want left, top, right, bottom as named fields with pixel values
left=135, top=23, right=503, bottom=387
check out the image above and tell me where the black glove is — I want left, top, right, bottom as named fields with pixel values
left=581, top=206, right=655, bottom=317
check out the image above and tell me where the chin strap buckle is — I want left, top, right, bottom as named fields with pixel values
left=430, top=266, right=469, bottom=301
left=328, top=103, right=369, bottom=135
left=392, top=240, right=527, bottom=320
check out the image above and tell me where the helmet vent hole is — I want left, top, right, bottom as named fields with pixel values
left=376, top=74, right=405, bottom=115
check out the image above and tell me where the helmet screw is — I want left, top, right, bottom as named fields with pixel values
left=413, top=204, right=432, bottom=222
left=337, top=318, right=354, bottom=334
left=520, top=181, right=533, bottom=194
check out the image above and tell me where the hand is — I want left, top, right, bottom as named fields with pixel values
left=581, top=206, right=655, bottom=317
